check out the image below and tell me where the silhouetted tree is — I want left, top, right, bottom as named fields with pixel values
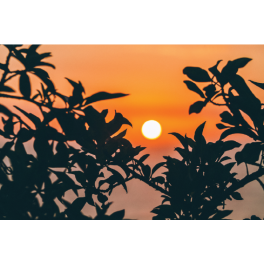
left=151, top=58, right=264, bottom=220
left=0, top=44, right=149, bottom=219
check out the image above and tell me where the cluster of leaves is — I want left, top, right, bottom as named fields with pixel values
left=0, top=44, right=149, bottom=219
left=151, top=57, right=264, bottom=220
left=151, top=122, right=244, bottom=219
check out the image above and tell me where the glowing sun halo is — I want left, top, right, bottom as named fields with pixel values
left=142, top=120, right=162, bottom=140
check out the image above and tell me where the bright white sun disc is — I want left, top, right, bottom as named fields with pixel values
left=142, top=120, right=162, bottom=140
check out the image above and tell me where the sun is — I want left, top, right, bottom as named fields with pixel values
left=142, top=120, right=162, bottom=140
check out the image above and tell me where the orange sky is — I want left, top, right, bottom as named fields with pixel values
left=1, top=45, right=264, bottom=219
left=32, top=45, right=264, bottom=165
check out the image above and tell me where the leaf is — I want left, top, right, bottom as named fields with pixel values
left=189, top=101, right=206, bottom=114
left=185, top=135, right=196, bottom=149
left=220, top=127, right=258, bottom=141
left=66, top=78, right=85, bottom=107
left=109, top=209, right=125, bottom=220
left=175, top=147, right=188, bottom=159
left=222, top=140, right=241, bottom=152
left=141, top=164, right=151, bottom=179
left=249, top=80, right=264, bottom=90
left=17, top=128, right=34, bottom=142
left=231, top=192, right=243, bottom=200
left=183, top=67, right=211, bottom=82
left=169, top=132, right=187, bottom=148
left=100, top=109, right=108, bottom=118
left=97, top=193, right=108, bottom=204
left=69, top=197, right=87, bottom=212
left=31, top=68, right=50, bottom=80
left=194, top=121, right=206, bottom=143
left=71, top=171, right=86, bottom=186
left=138, top=154, right=150, bottom=164
left=15, top=139, right=27, bottom=158
left=111, top=129, right=127, bottom=141
left=216, top=123, right=230, bottom=130
left=211, top=210, right=233, bottom=220
left=220, top=111, right=236, bottom=126
left=151, top=162, right=166, bottom=176
left=0, top=85, right=15, bottom=93
left=152, top=176, right=165, bottom=185
left=235, top=142, right=262, bottom=165
left=36, top=61, right=55, bottom=69
left=220, top=156, right=231, bottom=163
left=14, top=106, right=41, bottom=128
left=208, top=60, right=222, bottom=77
left=49, top=169, right=80, bottom=196
left=232, top=57, right=252, bottom=69
left=107, top=167, right=128, bottom=193
left=107, top=112, right=132, bottom=136
left=203, top=84, right=217, bottom=99
left=151, top=204, right=175, bottom=219
left=220, top=58, right=252, bottom=85
left=183, top=81, right=205, bottom=98
left=19, top=72, right=31, bottom=98
left=83, top=92, right=129, bottom=106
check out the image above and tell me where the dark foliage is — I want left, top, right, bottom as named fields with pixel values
left=151, top=57, right=264, bottom=220
left=0, top=46, right=263, bottom=220
left=0, top=45, right=148, bottom=220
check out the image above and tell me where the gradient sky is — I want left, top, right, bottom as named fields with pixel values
left=1, top=45, right=264, bottom=219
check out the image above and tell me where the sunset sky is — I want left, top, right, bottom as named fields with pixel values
left=1, top=45, right=264, bottom=219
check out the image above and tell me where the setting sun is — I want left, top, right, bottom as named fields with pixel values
left=142, top=120, right=162, bottom=140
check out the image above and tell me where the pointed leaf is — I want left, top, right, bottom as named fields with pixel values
left=220, top=127, right=258, bottom=141
left=189, top=101, right=206, bottom=114
left=83, top=92, right=129, bottom=106
left=109, top=209, right=125, bottom=220
left=0, top=86, right=15, bottom=93
left=183, top=67, right=211, bottom=82
left=14, top=106, right=41, bottom=128
left=19, top=72, right=31, bottom=98
left=183, top=81, right=205, bottom=98
left=249, top=80, right=264, bottom=90
left=138, top=154, right=150, bottom=164
left=231, top=192, right=243, bottom=200
left=194, top=122, right=206, bottom=142
left=169, top=132, right=187, bottom=148
left=211, top=210, right=233, bottom=220
left=216, top=123, right=230, bottom=130
left=152, top=162, right=166, bottom=175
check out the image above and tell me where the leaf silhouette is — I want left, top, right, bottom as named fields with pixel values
left=108, top=209, right=125, bottom=220
left=0, top=85, right=15, bottom=93
left=169, top=132, right=187, bottom=148
left=216, top=123, right=230, bottom=130
left=231, top=192, right=243, bottom=200
left=189, top=101, right=206, bottom=114
left=194, top=121, right=206, bottom=143
left=14, top=106, right=41, bottom=128
left=151, top=162, right=166, bottom=176
left=249, top=80, right=264, bottom=90
left=19, top=72, right=31, bottom=98
left=211, top=210, right=233, bottom=220
left=220, top=127, right=258, bottom=141
left=235, top=142, right=262, bottom=165
left=183, top=81, right=205, bottom=98
left=183, top=67, right=211, bottom=82
left=83, top=92, right=129, bottom=106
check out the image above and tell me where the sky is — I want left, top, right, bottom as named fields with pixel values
left=1, top=44, right=264, bottom=219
